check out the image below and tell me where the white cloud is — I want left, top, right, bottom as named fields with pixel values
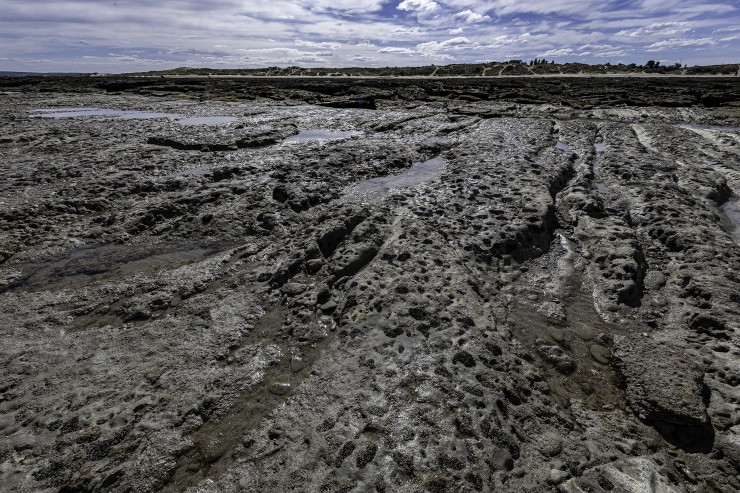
left=416, top=37, right=480, bottom=57
left=645, top=37, right=717, bottom=51
left=397, top=0, right=440, bottom=13
left=714, top=25, right=740, bottom=33
left=0, top=0, right=737, bottom=71
left=295, top=40, right=342, bottom=50
left=299, top=0, right=388, bottom=14
left=351, top=55, right=379, bottom=62
left=674, top=3, right=736, bottom=16
left=482, top=0, right=592, bottom=16
left=454, top=9, right=491, bottom=24
left=392, top=26, right=428, bottom=36
left=577, top=43, right=627, bottom=56
left=578, top=44, right=616, bottom=51
left=540, top=48, right=574, bottom=57
left=617, top=22, right=692, bottom=38
left=377, top=46, right=417, bottom=54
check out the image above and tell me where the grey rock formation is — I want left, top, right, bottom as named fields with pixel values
left=0, top=76, right=739, bottom=493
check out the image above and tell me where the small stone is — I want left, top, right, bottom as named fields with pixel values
left=306, top=259, right=323, bottom=274
left=319, top=301, right=337, bottom=313
left=548, top=468, right=570, bottom=484
left=589, top=344, right=611, bottom=365
left=290, top=356, right=305, bottom=373
left=644, top=271, right=666, bottom=290
left=268, top=382, right=292, bottom=396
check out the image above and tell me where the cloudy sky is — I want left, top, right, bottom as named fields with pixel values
left=1, top=0, right=738, bottom=73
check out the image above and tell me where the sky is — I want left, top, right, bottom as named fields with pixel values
left=1, top=0, right=739, bottom=73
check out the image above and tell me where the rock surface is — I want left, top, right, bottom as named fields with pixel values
left=614, top=336, right=708, bottom=426
left=0, top=76, right=739, bottom=492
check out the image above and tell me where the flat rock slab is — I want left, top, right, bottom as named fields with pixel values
left=614, top=336, right=707, bottom=426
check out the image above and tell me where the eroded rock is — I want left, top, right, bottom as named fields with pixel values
left=614, top=336, right=708, bottom=426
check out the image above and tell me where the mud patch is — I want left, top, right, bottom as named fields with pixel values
left=1, top=241, right=237, bottom=293
left=509, top=289, right=629, bottom=411
left=160, top=305, right=337, bottom=492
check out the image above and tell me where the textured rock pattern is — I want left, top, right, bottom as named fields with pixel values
left=0, top=77, right=739, bottom=492
left=614, top=336, right=708, bottom=426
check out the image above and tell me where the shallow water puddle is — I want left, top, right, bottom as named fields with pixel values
left=346, top=156, right=446, bottom=202
left=555, top=141, right=571, bottom=152
left=722, top=199, right=740, bottom=244
left=282, top=130, right=355, bottom=143
left=723, top=200, right=740, bottom=225
left=594, top=142, right=605, bottom=152
left=30, top=108, right=237, bottom=125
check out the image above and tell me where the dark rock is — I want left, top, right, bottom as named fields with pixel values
left=614, top=336, right=708, bottom=426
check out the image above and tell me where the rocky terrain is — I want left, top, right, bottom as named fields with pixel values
left=1, top=77, right=739, bottom=492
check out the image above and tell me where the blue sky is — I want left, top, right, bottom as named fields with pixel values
left=0, top=0, right=738, bottom=72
